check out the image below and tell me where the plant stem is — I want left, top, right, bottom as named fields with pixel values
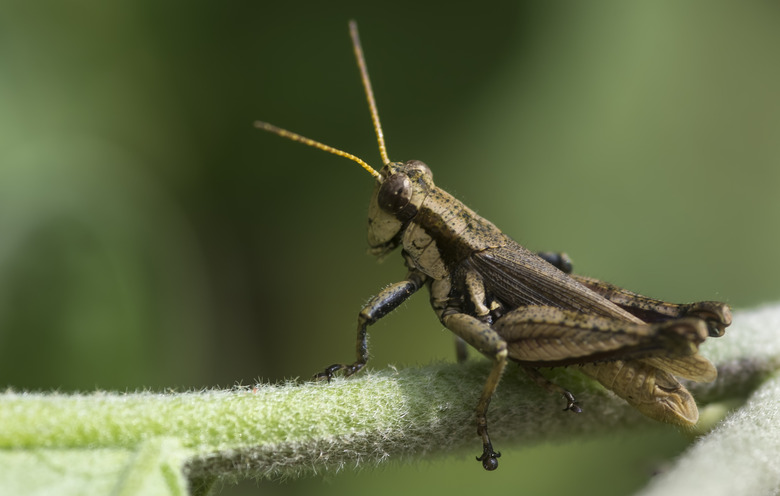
left=0, top=305, right=776, bottom=487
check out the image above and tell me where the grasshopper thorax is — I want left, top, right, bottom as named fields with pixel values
left=368, top=160, right=433, bottom=257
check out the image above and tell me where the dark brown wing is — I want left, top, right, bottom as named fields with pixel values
left=468, top=241, right=642, bottom=323
left=471, top=241, right=718, bottom=386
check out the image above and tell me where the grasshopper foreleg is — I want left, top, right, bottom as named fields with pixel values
left=315, top=271, right=426, bottom=381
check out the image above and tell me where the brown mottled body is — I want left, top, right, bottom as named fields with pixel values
left=256, top=21, right=732, bottom=471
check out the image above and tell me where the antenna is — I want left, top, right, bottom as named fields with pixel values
left=254, top=21, right=392, bottom=181
left=253, top=121, right=381, bottom=180
left=349, top=20, right=390, bottom=165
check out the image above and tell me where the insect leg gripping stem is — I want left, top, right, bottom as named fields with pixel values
left=522, top=366, right=582, bottom=412
left=314, top=272, right=426, bottom=381
left=441, top=312, right=509, bottom=470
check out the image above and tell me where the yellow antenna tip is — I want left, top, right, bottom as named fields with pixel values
left=254, top=120, right=382, bottom=180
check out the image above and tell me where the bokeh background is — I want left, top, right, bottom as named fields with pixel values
left=1, top=1, right=779, bottom=494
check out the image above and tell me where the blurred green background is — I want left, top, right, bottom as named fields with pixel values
left=1, top=1, right=779, bottom=494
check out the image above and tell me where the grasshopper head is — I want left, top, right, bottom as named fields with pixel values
left=256, top=23, right=437, bottom=262
left=367, top=160, right=434, bottom=258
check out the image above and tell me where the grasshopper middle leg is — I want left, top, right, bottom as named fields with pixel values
left=441, top=311, right=508, bottom=471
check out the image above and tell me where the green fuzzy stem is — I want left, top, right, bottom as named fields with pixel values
left=1, top=305, right=778, bottom=495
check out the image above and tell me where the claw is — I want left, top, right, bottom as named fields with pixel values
left=563, top=391, right=582, bottom=413
left=476, top=422, right=501, bottom=471
left=344, top=362, right=365, bottom=377
left=313, top=362, right=365, bottom=382
left=476, top=448, right=501, bottom=471
left=313, top=364, right=343, bottom=382
left=312, top=372, right=332, bottom=382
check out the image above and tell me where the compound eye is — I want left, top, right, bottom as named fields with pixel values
left=405, top=160, right=432, bottom=179
left=377, top=173, right=412, bottom=213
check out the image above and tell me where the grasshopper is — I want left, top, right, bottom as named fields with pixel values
left=255, top=21, right=732, bottom=471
